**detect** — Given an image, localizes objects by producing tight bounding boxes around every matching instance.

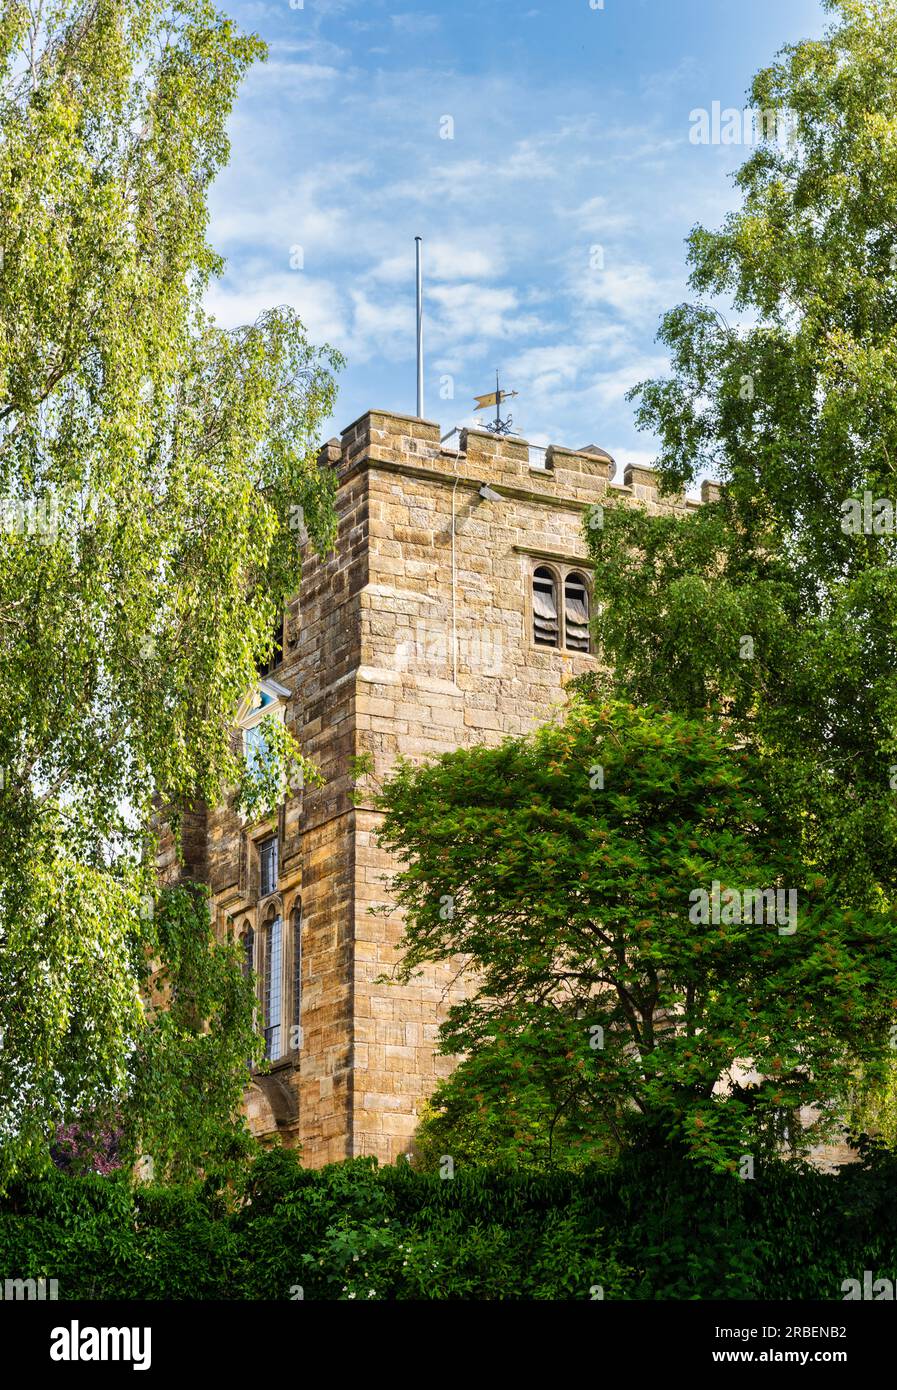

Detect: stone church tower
[157,408,711,1166]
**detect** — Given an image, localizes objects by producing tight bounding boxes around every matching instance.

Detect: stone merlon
[329,408,709,512]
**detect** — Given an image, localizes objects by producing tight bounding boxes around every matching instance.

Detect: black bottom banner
[1,1298,890,1376]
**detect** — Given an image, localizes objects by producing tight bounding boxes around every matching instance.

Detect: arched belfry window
[564,572,590,653]
[264,910,283,1061]
[532,566,559,647]
[530,561,592,653]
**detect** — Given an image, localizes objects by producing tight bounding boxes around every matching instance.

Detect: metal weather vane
[474,370,519,435]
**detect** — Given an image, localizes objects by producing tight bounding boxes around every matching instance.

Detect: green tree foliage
[121,882,262,1184]
[0,0,342,1184]
[412,1022,621,1176]
[373,700,897,1169]
[49,883,260,1183]
[588,0,897,890]
[584,0,897,1136]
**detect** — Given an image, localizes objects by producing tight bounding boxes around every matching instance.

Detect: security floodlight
[478,483,502,503]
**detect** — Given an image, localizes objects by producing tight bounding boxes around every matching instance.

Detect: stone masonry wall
[336,410,702,1163]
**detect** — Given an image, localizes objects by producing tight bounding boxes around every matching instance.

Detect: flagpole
[415,237,424,419]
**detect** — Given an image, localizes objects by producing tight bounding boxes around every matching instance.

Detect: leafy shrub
[1,1142,896,1300]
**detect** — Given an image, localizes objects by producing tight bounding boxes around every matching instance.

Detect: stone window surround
[524,554,594,655]
[233,886,302,1075]
[258,833,279,899]
[238,678,290,781]
[262,901,284,1061]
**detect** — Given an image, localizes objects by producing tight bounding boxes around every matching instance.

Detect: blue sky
[208,0,828,466]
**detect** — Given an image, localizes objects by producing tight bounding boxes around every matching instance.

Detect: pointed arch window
[241,925,257,1070]
[264,911,283,1061]
[242,926,255,980]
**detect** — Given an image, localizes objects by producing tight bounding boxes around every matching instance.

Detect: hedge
[1,1142,896,1299]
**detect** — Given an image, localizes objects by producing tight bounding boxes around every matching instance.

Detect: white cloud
[390,12,441,35]
[573,259,677,322]
[366,242,503,285]
[345,289,414,363]
[505,345,591,394]
[210,163,368,256]
[567,195,634,236]
[638,57,703,102]
[205,274,348,346]
[266,37,350,64]
[427,282,552,346]
[607,447,660,469]
[245,61,343,93]
[428,243,501,280]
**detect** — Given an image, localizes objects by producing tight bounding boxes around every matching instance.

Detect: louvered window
[564,572,590,652]
[533,566,559,647]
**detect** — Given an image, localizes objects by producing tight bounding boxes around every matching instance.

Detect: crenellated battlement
[329,408,712,517]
